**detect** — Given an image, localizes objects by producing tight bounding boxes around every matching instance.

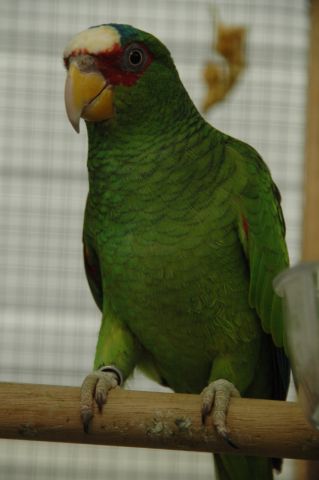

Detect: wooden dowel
[0,382,318,459]
[299,0,319,476]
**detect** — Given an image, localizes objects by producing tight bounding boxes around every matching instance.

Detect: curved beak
[64,61,114,133]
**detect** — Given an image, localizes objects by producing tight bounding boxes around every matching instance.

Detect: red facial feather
[94,43,153,87]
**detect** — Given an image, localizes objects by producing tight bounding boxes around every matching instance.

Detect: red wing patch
[242,215,249,237]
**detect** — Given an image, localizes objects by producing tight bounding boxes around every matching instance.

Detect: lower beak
[64,61,114,133]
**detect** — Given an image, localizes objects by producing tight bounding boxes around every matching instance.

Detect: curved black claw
[220,431,239,449]
[81,409,93,434]
[201,404,211,425]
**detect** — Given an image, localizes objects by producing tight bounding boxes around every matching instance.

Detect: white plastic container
[273,262,319,429]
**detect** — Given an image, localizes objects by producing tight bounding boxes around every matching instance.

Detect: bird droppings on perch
[175,417,193,433]
[146,412,193,440]
[202,14,247,112]
[147,417,173,438]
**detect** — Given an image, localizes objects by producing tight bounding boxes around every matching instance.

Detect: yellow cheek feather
[65,61,114,132]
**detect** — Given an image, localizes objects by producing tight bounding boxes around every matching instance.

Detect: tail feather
[214,454,273,480]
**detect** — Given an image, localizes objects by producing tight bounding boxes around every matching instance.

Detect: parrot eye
[129,49,143,66]
[123,44,148,72]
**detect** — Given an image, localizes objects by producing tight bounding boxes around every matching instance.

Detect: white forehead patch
[63,25,121,58]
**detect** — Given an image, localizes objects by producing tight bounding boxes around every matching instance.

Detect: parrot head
[63,24,180,133]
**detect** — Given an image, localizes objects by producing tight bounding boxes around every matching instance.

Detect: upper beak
[64,60,114,133]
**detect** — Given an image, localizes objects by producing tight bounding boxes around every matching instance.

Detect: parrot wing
[227,138,290,401]
[83,241,103,312]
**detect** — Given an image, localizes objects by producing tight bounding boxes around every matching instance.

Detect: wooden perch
[0,382,318,460]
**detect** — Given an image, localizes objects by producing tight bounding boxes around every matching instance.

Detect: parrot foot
[201,378,240,449]
[80,366,122,433]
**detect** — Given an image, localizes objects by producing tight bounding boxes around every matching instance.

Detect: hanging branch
[202,10,247,113]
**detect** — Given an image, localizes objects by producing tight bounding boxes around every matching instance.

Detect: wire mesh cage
[0,0,309,478]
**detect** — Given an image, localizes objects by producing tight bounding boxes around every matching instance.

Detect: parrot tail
[213,453,274,480]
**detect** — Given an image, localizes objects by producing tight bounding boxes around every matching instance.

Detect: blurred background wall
[0,0,309,478]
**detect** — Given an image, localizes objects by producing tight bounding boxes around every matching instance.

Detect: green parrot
[63,24,290,480]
